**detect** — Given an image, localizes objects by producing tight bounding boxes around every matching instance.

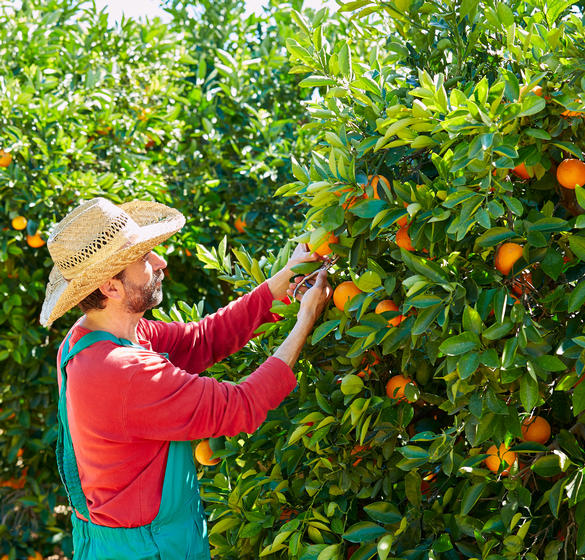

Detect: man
[40,198,332,559]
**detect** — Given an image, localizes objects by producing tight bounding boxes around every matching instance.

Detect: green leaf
[400,249,450,283]
[569,280,585,312]
[518,95,546,117]
[476,227,516,247]
[532,455,562,477]
[355,270,382,291]
[439,332,480,355]
[338,42,352,78]
[458,352,480,379]
[363,502,402,524]
[569,234,585,261]
[299,76,337,87]
[341,374,364,395]
[573,382,585,415]
[535,355,566,372]
[482,318,514,341]
[412,304,442,336]
[342,521,386,543]
[520,374,539,412]
[312,320,340,344]
[463,305,483,335]
[461,482,487,515]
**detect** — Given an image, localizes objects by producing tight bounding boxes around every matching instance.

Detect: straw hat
[40,197,185,327]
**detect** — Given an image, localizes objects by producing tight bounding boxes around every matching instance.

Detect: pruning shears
[292,256,339,300]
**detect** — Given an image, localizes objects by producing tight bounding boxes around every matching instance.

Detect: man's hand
[267,243,323,300]
[273,269,332,368]
[298,269,333,323]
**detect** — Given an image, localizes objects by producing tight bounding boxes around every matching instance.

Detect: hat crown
[48,198,140,280]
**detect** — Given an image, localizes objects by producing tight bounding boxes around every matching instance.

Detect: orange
[396,226,414,251]
[195,440,220,466]
[375,300,404,327]
[385,374,415,402]
[512,270,533,295]
[512,163,531,180]
[309,232,338,256]
[557,158,585,189]
[27,554,42,560]
[520,85,543,97]
[0,149,12,167]
[366,174,390,199]
[26,233,45,248]
[521,416,551,445]
[397,201,409,227]
[279,507,299,522]
[357,351,380,378]
[494,242,523,275]
[234,217,246,233]
[11,216,27,230]
[485,443,516,476]
[333,281,362,311]
[335,187,364,209]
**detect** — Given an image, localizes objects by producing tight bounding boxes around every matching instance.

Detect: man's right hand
[298,269,332,324]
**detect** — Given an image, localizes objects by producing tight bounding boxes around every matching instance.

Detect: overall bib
[57,330,211,559]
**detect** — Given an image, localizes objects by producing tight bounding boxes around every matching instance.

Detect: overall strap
[56,330,142,520]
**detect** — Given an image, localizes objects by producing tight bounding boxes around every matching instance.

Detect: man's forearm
[273,315,315,368]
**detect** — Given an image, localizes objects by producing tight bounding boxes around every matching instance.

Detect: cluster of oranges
[485,416,551,476]
[10,215,45,247]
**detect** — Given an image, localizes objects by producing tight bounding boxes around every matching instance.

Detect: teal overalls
[57,330,211,559]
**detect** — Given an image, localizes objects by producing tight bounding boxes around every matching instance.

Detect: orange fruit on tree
[366,174,390,199]
[494,242,523,275]
[557,158,585,189]
[0,149,12,167]
[397,201,409,227]
[375,299,404,327]
[512,270,533,295]
[194,440,220,466]
[333,281,362,311]
[27,553,42,560]
[512,163,531,180]
[521,416,551,445]
[396,226,414,251]
[485,443,516,476]
[27,233,45,248]
[308,232,338,256]
[520,85,543,97]
[11,216,27,230]
[335,187,364,209]
[385,374,415,402]
[357,351,380,378]
[234,217,246,233]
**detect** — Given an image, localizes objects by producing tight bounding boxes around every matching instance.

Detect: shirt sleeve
[111,346,297,440]
[139,281,283,373]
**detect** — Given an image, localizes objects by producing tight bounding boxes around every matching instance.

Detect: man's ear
[98,277,124,301]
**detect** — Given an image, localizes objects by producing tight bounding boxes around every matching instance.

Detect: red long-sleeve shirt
[56,282,296,528]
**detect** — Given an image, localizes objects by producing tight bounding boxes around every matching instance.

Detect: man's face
[120,251,167,314]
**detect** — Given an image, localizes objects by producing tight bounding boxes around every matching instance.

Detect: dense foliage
[191,1,585,559]
[0,0,311,556]
[5,0,585,558]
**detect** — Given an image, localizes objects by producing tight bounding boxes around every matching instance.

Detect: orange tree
[183,1,585,559]
[0,0,314,557]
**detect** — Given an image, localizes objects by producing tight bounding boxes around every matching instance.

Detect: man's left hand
[267,243,323,300]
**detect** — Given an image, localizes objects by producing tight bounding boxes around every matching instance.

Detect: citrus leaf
[439,332,480,355]
[342,521,386,543]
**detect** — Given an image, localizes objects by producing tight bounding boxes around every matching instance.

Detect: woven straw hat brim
[40,201,185,327]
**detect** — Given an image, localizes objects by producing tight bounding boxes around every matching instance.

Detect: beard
[122,271,164,314]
